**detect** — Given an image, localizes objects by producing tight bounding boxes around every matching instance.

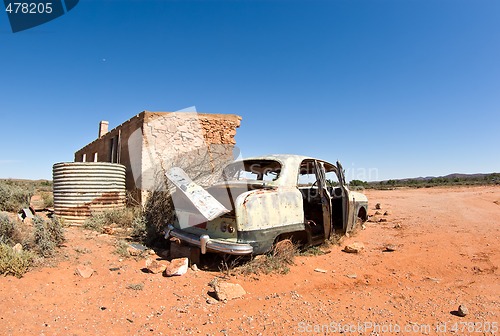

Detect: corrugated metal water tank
[53,162,126,224]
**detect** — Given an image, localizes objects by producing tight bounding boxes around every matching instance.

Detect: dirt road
[1,186,498,335]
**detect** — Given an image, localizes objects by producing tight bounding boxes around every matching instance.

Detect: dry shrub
[83,207,140,233]
[0,243,35,278]
[238,239,297,275]
[0,181,32,212]
[143,190,174,245]
[32,216,65,257]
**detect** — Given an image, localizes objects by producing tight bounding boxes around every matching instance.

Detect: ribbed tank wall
[53,162,126,224]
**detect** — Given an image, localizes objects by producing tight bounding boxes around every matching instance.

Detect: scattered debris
[127,246,142,256]
[384,244,397,252]
[102,226,115,235]
[213,282,246,301]
[457,304,469,317]
[75,264,94,278]
[423,276,440,283]
[314,268,327,273]
[343,242,365,253]
[127,283,144,291]
[206,296,218,305]
[164,258,189,277]
[375,203,381,210]
[145,258,168,274]
[379,218,387,223]
[18,207,35,221]
[346,274,357,279]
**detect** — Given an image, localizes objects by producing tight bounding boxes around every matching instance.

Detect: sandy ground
[0,185,499,335]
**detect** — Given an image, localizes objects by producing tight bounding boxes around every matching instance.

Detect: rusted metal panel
[53,162,126,225]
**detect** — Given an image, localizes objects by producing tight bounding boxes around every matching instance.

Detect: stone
[379,218,388,223]
[214,282,246,301]
[383,211,390,216]
[457,304,469,317]
[314,268,327,273]
[346,274,357,279]
[191,264,199,272]
[75,264,94,278]
[343,242,365,253]
[164,258,189,277]
[170,243,200,265]
[384,244,397,252]
[145,258,168,274]
[374,211,381,215]
[127,246,142,256]
[206,296,219,305]
[394,223,402,229]
[12,243,23,253]
[375,203,381,210]
[102,226,115,235]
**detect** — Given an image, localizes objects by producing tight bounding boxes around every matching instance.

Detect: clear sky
[0,0,498,181]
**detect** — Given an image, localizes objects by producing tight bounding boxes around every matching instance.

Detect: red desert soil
[1,186,499,335]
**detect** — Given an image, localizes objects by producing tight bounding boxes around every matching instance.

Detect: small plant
[299,245,326,256]
[126,283,144,291]
[114,240,130,258]
[0,214,16,244]
[238,239,296,275]
[0,181,33,212]
[32,216,65,257]
[41,192,54,208]
[83,208,140,233]
[0,243,35,278]
[131,214,147,240]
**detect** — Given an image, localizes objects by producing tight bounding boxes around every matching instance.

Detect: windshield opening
[221,160,282,182]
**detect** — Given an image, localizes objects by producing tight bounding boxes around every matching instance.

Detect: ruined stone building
[74,111,242,204]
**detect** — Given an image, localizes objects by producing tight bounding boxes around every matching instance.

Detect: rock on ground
[214,282,246,301]
[457,304,469,317]
[343,242,365,253]
[164,258,189,277]
[145,258,169,274]
[75,264,94,279]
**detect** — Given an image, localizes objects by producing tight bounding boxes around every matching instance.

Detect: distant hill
[349,172,500,189]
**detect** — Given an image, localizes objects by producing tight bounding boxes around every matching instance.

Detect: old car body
[164,155,368,255]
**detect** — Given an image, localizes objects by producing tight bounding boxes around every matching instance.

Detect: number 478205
[5,2,53,14]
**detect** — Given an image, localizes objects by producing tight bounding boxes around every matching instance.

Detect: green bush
[83,208,140,233]
[0,181,33,212]
[0,214,16,244]
[0,243,35,278]
[32,216,65,257]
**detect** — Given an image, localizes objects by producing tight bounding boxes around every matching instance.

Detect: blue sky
[0,0,498,181]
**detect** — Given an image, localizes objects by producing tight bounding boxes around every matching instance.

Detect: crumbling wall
[140,112,241,192]
[74,111,241,206]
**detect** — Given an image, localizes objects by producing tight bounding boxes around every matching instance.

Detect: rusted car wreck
[165,155,368,255]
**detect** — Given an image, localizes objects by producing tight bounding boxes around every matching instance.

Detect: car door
[336,161,355,232]
[314,160,333,239]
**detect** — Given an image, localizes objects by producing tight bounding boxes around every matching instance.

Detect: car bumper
[165,225,254,255]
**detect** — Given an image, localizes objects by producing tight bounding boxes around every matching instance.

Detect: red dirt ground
[1,186,499,335]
